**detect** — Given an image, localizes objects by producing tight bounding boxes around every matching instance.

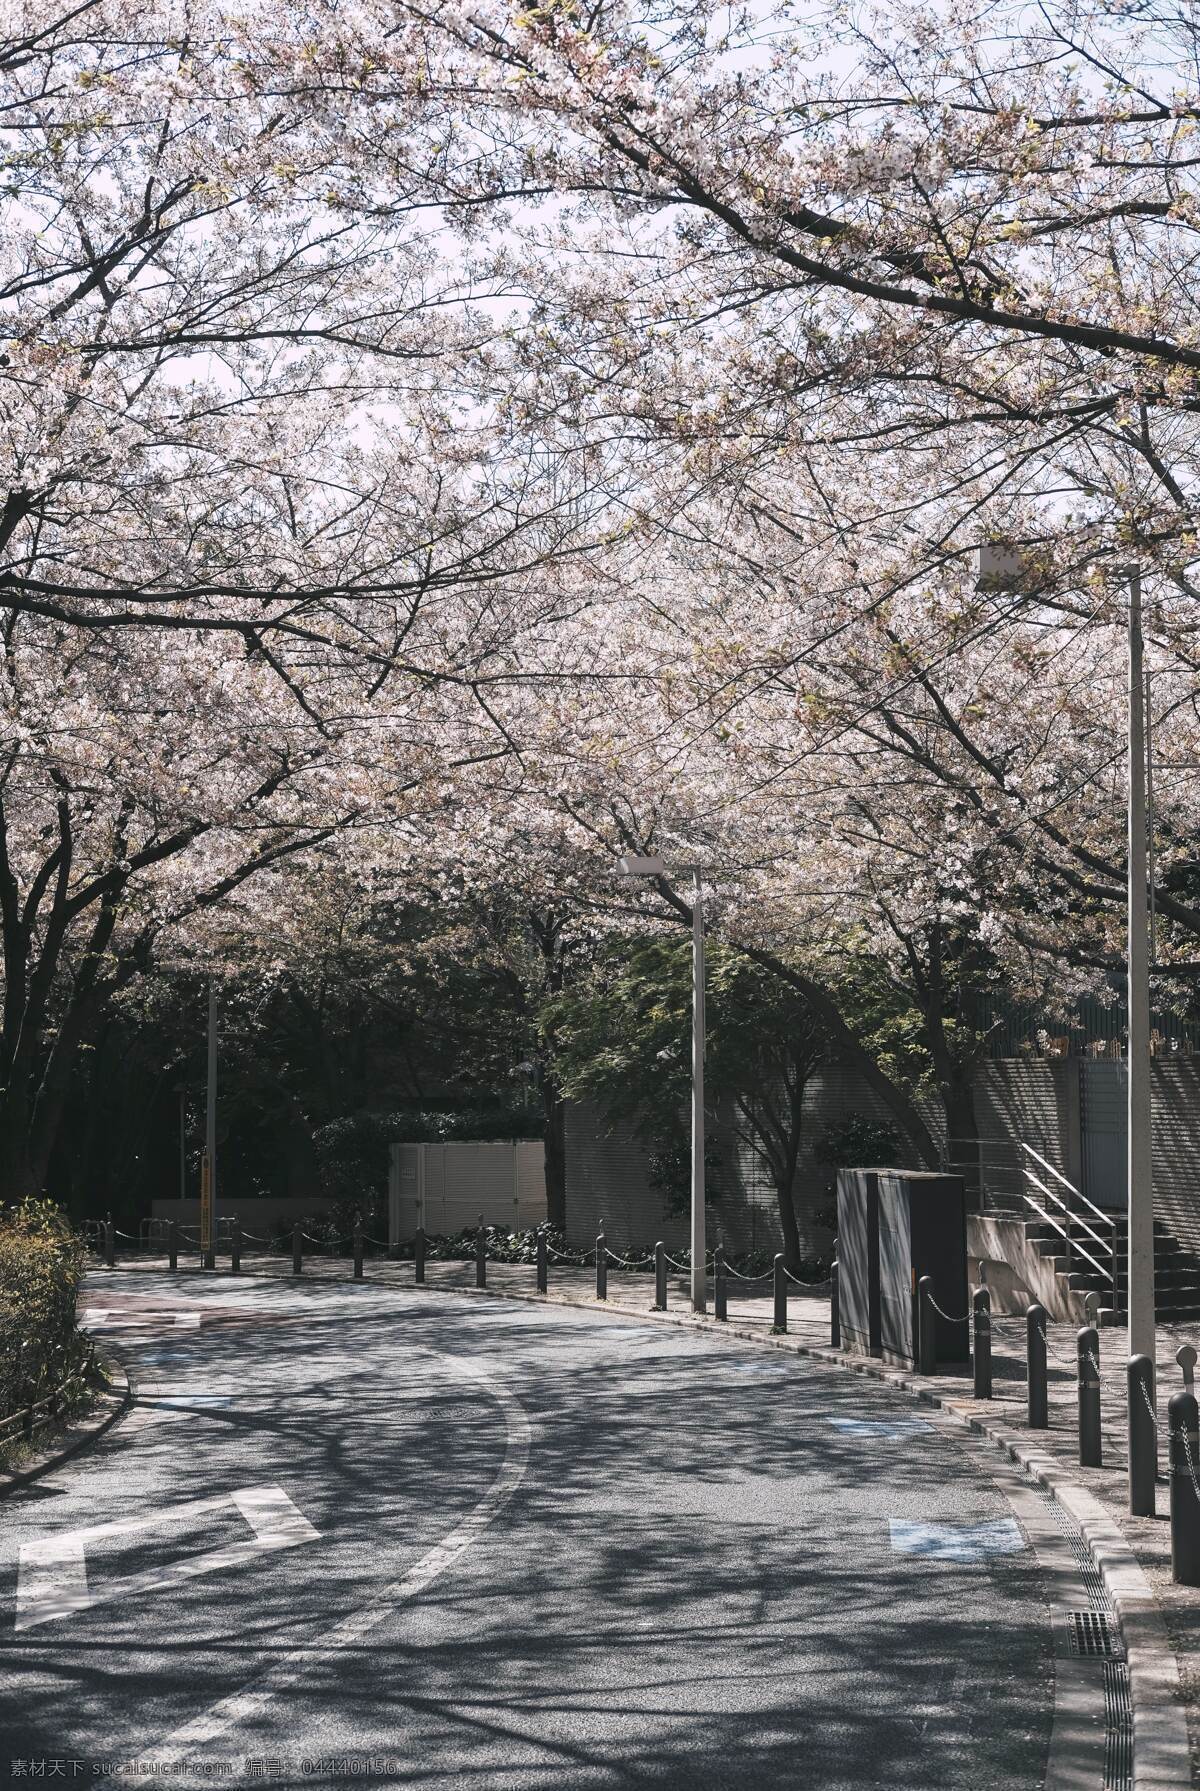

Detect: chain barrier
[783,1266,833,1289]
[1138,1377,1162,1433]
[1178,1420,1200,1508]
[925,1291,970,1325]
[1085,1349,1108,1390]
[605,1249,656,1268]
[723,1264,774,1283]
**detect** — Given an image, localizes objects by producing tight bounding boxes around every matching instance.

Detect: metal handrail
[1023,1167,1115,1268]
[1019,1141,1116,1233]
[1023,1193,1113,1284]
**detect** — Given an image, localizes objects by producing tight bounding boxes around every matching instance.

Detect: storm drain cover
[1066,1610,1124,1658]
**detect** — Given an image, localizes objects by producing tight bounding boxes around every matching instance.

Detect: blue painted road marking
[827,1417,933,1438]
[888,1519,1026,1562]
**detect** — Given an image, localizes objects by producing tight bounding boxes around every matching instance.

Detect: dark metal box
[875,1170,969,1371]
[836,1167,882,1357]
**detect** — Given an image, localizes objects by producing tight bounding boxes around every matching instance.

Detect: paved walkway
[105,1249,1200,1783]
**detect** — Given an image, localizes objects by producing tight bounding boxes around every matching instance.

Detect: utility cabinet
[836,1168,882,1357]
[876,1170,969,1371]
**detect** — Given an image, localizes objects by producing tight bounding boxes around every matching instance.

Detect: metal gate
[1081,1062,1127,1211]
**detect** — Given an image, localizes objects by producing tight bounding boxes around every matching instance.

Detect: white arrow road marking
[144,1358,531,1777]
[80,1311,201,1330]
[15,1487,318,1632]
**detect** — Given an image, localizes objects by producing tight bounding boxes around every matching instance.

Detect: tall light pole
[1127,568,1156,1366]
[978,546,1156,1373]
[617,854,707,1313]
[204,979,217,1271]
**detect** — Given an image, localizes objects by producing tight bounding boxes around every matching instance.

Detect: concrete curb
[102,1261,1193,1789]
[0,1354,131,1502]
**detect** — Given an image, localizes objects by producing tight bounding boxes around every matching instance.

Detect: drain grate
[1067,1609,1125,1658]
[1103,1661,1134,1791]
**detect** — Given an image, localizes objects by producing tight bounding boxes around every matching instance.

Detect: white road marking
[145,1358,531,1775]
[15,1487,318,1632]
[80,1311,200,1330]
[15,1535,90,1630]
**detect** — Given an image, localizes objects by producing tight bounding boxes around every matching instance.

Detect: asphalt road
[0,1272,1059,1791]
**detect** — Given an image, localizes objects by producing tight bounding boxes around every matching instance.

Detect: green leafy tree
[544,936,828,1267]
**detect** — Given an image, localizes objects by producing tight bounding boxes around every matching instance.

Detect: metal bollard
[973,1286,992,1399]
[654,1241,666,1312]
[596,1233,607,1300]
[1169,1390,1200,1585]
[104,1214,115,1269]
[714,1244,727,1322]
[1128,1354,1157,1517]
[536,1226,547,1294]
[773,1255,787,1333]
[292,1223,302,1277]
[830,1252,840,1348]
[169,1220,178,1274]
[476,1219,486,1289]
[918,1276,937,1375]
[1077,1325,1102,1466]
[414,1226,426,1285]
[353,1218,363,1281]
[231,1220,241,1276]
[1027,1304,1049,1429]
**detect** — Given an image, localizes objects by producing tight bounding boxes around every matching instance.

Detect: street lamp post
[1126,569,1155,1365]
[617,854,707,1314]
[978,546,1156,1372]
[203,980,217,1271]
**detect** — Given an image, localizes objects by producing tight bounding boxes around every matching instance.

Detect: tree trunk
[942,1072,982,1211]
[773,1170,803,1271]
[541,1069,567,1231]
[0,1083,35,1202]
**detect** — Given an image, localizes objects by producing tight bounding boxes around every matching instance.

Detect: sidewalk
[99,1249,1200,1784]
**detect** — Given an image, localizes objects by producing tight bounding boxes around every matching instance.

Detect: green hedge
[0,1198,87,1423]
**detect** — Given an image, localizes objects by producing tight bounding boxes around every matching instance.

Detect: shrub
[0,1198,87,1422]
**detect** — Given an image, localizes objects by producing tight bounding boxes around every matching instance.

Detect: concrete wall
[566,1057,1200,1259]
[388,1139,545,1242]
[151,1196,330,1233]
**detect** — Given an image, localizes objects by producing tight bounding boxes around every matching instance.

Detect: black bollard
[773,1255,787,1333]
[1128,1354,1157,1517]
[596,1233,607,1301]
[1169,1390,1200,1585]
[536,1226,547,1294]
[292,1222,303,1277]
[918,1276,937,1375]
[104,1214,115,1269]
[476,1219,486,1289]
[1077,1325,1102,1466]
[654,1241,666,1312]
[353,1217,363,1281]
[1027,1304,1049,1429]
[168,1220,179,1274]
[231,1220,241,1276]
[830,1253,840,1349]
[973,1286,992,1399]
[714,1244,727,1322]
[414,1225,426,1285]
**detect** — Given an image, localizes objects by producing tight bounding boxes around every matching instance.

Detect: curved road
[0,1273,1069,1789]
